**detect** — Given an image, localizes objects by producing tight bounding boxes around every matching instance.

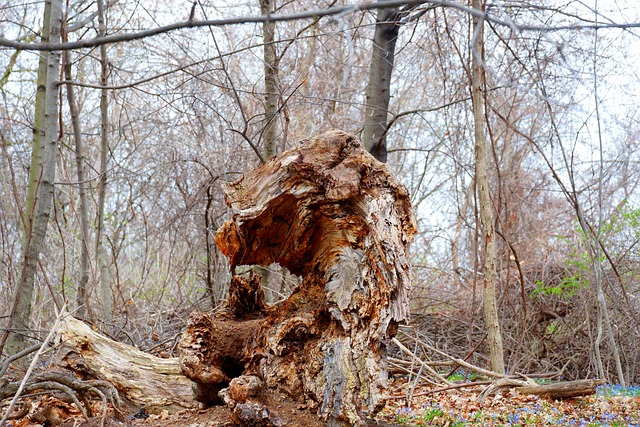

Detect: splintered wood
[57,315,196,413]
[181,130,417,426]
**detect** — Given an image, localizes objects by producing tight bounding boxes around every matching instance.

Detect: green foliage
[447,370,478,382]
[533,202,640,299]
[420,407,444,422]
[531,275,586,298]
[585,201,640,259]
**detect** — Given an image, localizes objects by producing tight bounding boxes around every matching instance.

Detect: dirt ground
[3,389,326,427]
[3,391,405,427]
[128,390,326,427]
[9,378,639,427]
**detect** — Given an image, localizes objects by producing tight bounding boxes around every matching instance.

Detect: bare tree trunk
[471,0,505,374]
[204,183,216,307]
[260,0,278,159]
[62,49,90,321]
[181,131,417,426]
[590,8,626,387]
[95,0,113,325]
[258,0,280,299]
[2,0,63,357]
[361,7,400,163]
[0,2,50,357]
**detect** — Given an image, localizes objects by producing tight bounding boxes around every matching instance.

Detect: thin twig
[391,338,452,385]
[0,344,41,378]
[387,380,492,399]
[0,305,67,427]
[398,329,504,379]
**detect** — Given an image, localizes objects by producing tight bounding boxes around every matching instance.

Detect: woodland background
[1,0,639,389]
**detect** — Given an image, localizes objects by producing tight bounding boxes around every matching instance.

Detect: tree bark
[362,8,400,163]
[478,378,603,403]
[63,48,90,321]
[95,0,113,325]
[181,130,417,426]
[2,0,62,357]
[260,0,279,160]
[516,379,604,399]
[471,0,505,374]
[0,2,50,357]
[56,315,196,413]
[258,0,280,299]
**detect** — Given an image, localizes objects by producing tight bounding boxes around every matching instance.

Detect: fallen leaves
[378,377,640,426]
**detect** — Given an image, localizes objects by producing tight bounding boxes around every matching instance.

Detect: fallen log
[478,377,604,403]
[515,379,605,399]
[180,130,417,426]
[56,315,196,413]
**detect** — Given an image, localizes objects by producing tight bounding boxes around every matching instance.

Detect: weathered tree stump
[179,130,417,426]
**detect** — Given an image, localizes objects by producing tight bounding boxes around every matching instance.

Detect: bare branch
[1,0,638,51]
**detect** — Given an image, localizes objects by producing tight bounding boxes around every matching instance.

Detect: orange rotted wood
[189,130,417,426]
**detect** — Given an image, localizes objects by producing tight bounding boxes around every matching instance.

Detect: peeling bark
[181,130,417,426]
[57,316,196,413]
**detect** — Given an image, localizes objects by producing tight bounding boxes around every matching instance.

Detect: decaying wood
[180,130,417,426]
[515,379,605,399]
[179,304,262,405]
[218,375,286,426]
[0,371,120,419]
[56,315,196,413]
[477,378,536,404]
[478,377,604,403]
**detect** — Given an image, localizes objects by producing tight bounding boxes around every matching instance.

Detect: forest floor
[3,377,639,427]
[377,377,640,426]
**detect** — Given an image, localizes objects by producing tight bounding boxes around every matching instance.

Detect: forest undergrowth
[379,379,640,427]
[2,372,638,427]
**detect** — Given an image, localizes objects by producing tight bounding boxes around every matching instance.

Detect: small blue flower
[507,413,521,424]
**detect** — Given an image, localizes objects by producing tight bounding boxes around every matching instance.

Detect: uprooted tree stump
[179,130,417,426]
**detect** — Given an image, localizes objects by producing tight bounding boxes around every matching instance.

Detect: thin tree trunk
[1,4,52,357]
[362,7,400,163]
[0,24,48,356]
[62,49,90,321]
[260,0,278,159]
[2,0,63,357]
[471,0,505,374]
[95,0,113,324]
[590,6,626,387]
[204,183,216,307]
[259,0,279,299]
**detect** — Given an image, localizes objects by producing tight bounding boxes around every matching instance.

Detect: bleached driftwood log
[57,315,196,413]
[180,130,417,426]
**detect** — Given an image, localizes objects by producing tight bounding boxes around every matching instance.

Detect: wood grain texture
[185,130,417,426]
[57,315,196,413]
